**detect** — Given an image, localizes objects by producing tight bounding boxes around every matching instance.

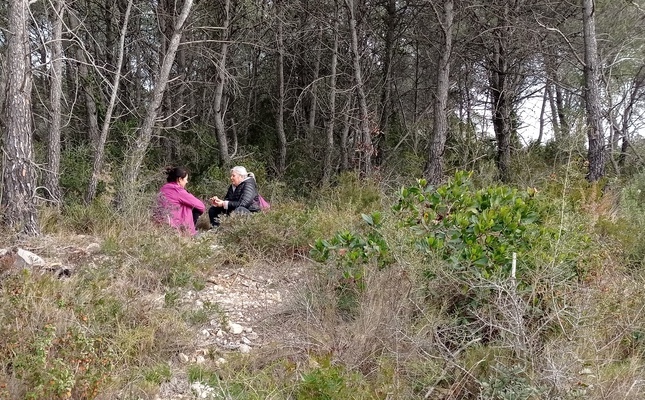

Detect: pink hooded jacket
[155,182,205,235]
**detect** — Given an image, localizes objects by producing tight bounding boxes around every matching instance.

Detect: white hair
[231,166,248,178]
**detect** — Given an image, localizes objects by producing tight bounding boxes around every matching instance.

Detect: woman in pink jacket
[154,166,205,235]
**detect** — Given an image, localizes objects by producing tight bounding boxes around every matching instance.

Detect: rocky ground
[2,234,314,399]
[159,255,312,399]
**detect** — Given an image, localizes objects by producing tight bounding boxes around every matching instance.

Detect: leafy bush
[393,170,556,283]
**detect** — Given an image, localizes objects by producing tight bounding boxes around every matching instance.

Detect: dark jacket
[224,177,260,212]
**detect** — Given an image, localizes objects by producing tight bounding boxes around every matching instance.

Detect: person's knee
[233,207,251,215]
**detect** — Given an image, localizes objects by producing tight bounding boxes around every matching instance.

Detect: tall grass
[4,167,645,399]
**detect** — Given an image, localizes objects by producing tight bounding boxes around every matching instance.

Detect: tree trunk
[425,0,453,185]
[214,0,231,166]
[308,27,322,139]
[536,85,547,146]
[345,0,372,176]
[376,0,397,166]
[322,2,340,185]
[275,0,287,177]
[582,0,605,182]
[2,0,39,235]
[45,0,65,204]
[86,0,133,203]
[489,12,513,183]
[118,0,194,207]
[68,10,101,148]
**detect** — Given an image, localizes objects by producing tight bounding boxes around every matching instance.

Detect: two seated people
[154,165,262,236]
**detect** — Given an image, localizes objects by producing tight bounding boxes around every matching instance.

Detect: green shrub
[393,170,557,283]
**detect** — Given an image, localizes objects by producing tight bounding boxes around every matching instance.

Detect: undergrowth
[2,168,645,399]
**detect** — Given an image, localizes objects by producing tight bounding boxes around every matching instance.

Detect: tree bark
[275,0,287,177]
[118,0,194,207]
[489,6,514,183]
[425,0,453,185]
[45,0,65,204]
[345,0,372,176]
[68,10,101,148]
[376,0,397,166]
[322,2,340,185]
[2,0,39,235]
[582,0,605,182]
[86,0,133,203]
[213,0,231,166]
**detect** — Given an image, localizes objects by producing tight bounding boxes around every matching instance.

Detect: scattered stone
[190,382,215,399]
[179,353,190,363]
[195,355,206,364]
[228,323,244,335]
[0,247,46,269]
[238,344,251,354]
[86,243,101,254]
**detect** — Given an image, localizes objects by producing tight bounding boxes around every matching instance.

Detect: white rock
[196,355,206,364]
[195,300,204,308]
[247,332,259,341]
[242,337,252,345]
[228,323,244,335]
[244,327,253,333]
[0,248,46,268]
[86,243,101,254]
[216,329,224,337]
[216,357,227,366]
[201,329,210,337]
[238,344,251,353]
[179,353,190,363]
[190,382,215,399]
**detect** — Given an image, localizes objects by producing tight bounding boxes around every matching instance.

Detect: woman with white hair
[208,166,260,228]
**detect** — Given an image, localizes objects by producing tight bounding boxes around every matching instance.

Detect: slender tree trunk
[537,85,547,145]
[340,99,352,172]
[275,0,287,176]
[425,0,453,185]
[118,0,194,207]
[345,0,372,176]
[322,3,340,185]
[45,0,65,204]
[86,0,132,203]
[489,20,513,183]
[214,0,231,166]
[2,0,39,235]
[376,0,397,166]
[308,27,322,138]
[68,11,101,147]
[545,81,560,141]
[582,0,605,182]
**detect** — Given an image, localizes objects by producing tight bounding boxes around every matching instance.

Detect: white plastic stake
[511,252,517,279]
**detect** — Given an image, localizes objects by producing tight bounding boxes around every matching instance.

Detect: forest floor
[4,232,314,399]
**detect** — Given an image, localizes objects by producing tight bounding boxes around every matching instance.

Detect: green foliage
[479,365,546,399]
[59,145,94,202]
[296,356,367,400]
[310,211,392,316]
[393,171,554,282]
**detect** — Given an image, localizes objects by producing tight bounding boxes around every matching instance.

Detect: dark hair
[165,166,188,183]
